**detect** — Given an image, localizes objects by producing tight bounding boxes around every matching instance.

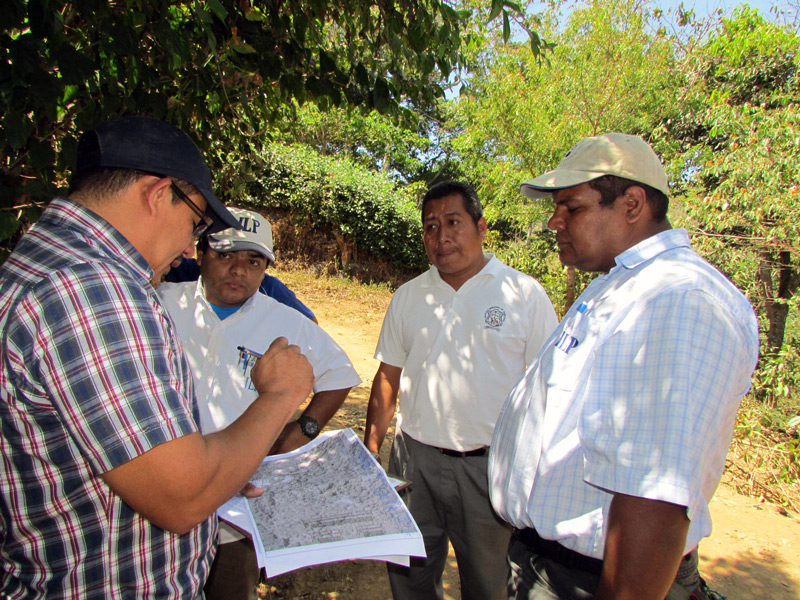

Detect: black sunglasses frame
[169,183,213,239]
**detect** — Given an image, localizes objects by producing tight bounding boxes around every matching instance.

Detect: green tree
[269,102,435,184]
[3,0,531,257]
[448,0,678,310]
[660,7,800,403]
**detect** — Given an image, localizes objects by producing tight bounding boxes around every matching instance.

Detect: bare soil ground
[263,268,800,600]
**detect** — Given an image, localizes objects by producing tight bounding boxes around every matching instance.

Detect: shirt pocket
[542,310,607,392]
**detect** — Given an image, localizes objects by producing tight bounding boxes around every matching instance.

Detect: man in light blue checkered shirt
[489,133,759,600]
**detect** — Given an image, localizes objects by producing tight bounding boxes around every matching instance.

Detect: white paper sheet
[218,428,425,577]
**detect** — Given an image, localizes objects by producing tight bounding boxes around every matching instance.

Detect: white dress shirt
[158,280,361,433]
[489,229,759,559]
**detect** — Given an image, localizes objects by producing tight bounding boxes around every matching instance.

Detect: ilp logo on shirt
[554,302,588,354]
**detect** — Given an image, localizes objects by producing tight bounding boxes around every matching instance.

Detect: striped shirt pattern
[0,199,215,599]
[489,228,759,559]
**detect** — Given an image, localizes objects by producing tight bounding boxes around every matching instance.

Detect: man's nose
[229,258,247,275]
[548,210,564,232]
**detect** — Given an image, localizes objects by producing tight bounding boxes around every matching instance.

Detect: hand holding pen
[240,337,313,402]
[237,345,263,359]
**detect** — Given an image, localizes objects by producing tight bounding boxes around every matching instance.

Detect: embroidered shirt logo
[484,306,506,328]
[554,331,580,354]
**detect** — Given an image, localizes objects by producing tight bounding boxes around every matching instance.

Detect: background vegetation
[2,0,799,508]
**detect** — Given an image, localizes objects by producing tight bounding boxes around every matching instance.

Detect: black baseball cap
[74,116,239,234]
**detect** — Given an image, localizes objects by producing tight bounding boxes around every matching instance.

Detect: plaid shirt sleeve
[6,261,199,473]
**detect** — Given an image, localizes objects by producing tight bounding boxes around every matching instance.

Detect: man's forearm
[101,388,302,534]
[102,337,313,534]
[364,363,401,454]
[595,492,690,600]
[302,388,350,427]
[269,387,352,454]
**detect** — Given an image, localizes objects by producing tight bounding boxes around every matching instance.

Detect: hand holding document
[218,428,425,577]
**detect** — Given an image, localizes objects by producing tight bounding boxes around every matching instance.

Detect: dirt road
[265,270,800,600]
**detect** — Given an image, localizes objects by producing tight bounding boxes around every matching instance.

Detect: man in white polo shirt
[364,181,558,600]
[158,207,361,600]
[489,133,759,599]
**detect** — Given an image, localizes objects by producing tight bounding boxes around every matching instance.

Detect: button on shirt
[0,199,213,599]
[489,229,759,559]
[157,280,361,434]
[376,253,558,451]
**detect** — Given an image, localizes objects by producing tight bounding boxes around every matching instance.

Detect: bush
[728,394,800,512]
[236,143,428,279]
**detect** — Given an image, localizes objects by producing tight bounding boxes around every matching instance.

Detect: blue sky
[655,0,790,21]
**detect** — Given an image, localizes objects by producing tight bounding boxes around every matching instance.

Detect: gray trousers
[388,431,512,600]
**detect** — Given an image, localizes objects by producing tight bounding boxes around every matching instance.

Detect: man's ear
[195,248,205,266]
[623,186,647,224]
[477,216,488,241]
[141,176,172,217]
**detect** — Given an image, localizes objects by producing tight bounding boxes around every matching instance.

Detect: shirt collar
[42,197,154,282]
[613,228,691,272]
[423,252,498,289]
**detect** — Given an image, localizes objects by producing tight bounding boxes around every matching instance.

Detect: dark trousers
[387,431,511,600]
[507,533,701,600]
[203,538,261,600]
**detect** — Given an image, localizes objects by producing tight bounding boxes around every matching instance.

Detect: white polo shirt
[489,229,759,559]
[158,280,361,433]
[375,253,557,451]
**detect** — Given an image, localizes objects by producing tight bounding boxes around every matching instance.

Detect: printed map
[239,429,424,575]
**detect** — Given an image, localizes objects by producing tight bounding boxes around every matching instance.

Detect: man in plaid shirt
[0,116,313,599]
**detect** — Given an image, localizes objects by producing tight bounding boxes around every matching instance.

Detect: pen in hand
[237,345,263,359]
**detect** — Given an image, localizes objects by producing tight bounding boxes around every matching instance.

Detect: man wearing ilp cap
[158,206,360,599]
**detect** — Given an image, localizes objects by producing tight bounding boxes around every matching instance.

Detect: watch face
[299,416,320,438]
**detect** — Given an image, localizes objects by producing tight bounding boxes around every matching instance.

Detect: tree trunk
[758,248,800,357]
[564,266,576,313]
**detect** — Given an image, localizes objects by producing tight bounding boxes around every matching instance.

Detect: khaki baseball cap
[207,207,275,264]
[521,133,669,199]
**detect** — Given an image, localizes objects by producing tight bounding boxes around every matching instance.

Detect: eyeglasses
[170,183,213,238]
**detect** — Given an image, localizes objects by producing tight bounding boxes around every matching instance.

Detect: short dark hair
[68,167,145,197]
[587,175,669,222]
[196,235,210,253]
[421,181,483,226]
[69,167,198,206]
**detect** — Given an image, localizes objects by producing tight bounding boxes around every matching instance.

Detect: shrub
[236,143,428,278]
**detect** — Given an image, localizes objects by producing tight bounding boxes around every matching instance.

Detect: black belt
[513,527,603,576]
[437,446,488,457]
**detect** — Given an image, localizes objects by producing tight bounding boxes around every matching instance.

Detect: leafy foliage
[449,0,678,307]
[663,8,800,375]
[268,102,436,184]
[0,0,493,257]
